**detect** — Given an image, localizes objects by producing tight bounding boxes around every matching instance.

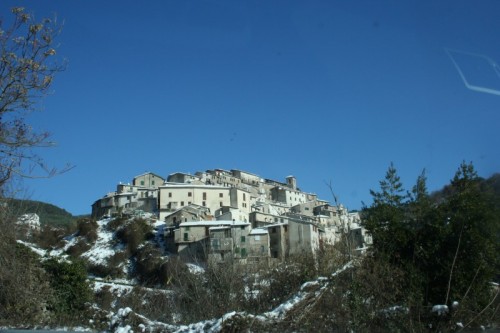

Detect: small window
[241,248,247,257]
[203,192,207,200]
[185,226,190,231]
[152,180,155,185]
[243,193,246,201]
[219,193,223,198]
[202,201,206,206]
[188,192,192,197]
[241,236,246,243]
[184,233,188,241]
[168,192,172,198]
[181,201,184,206]
[140,180,144,185]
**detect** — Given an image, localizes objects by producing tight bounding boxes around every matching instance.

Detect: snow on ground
[186,263,205,274]
[81,218,118,265]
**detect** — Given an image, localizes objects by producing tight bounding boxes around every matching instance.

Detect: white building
[158,184,231,221]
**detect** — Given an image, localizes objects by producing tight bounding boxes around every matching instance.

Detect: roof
[133,172,165,180]
[250,228,268,235]
[180,220,250,227]
[209,226,231,231]
[160,183,229,189]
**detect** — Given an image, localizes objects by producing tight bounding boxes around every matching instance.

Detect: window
[140,180,144,185]
[243,193,246,200]
[241,236,246,243]
[219,193,223,198]
[152,180,155,185]
[203,192,207,200]
[181,201,184,206]
[240,226,245,230]
[188,192,192,197]
[241,248,247,257]
[220,202,223,207]
[185,226,190,231]
[184,233,188,241]
[202,201,206,206]
[168,192,172,198]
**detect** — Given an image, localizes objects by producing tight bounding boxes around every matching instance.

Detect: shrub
[134,244,165,285]
[35,225,67,249]
[116,218,153,255]
[76,218,98,243]
[87,251,128,279]
[0,242,55,326]
[42,257,94,316]
[106,216,128,231]
[66,238,91,257]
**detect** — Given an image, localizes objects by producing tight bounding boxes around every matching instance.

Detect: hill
[3,198,85,227]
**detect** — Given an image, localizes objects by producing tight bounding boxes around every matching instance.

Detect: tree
[0,7,67,189]
[362,161,500,329]
[363,163,410,259]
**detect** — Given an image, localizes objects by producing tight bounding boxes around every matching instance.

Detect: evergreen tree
[363,163,410,261]
[362,161,500,327]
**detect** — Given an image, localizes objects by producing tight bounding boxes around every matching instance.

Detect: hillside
[16,215,359,332]
[3,198,85,227]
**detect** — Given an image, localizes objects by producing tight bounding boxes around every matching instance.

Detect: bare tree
[0,7,69,189]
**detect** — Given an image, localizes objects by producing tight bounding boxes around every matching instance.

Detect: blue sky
[4,0,500,215]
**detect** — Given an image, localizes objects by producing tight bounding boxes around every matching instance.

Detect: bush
[116,218,153,255]
[66,238,91,257]
[134,244,165,285]
[42,257,94,316]
[106,216,128,231]
[35,225,67,249]
[76,218,98,243]
[0,242,55,326]
[87,251,128,279]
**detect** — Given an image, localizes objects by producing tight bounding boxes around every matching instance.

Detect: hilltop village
[92,169,371,263]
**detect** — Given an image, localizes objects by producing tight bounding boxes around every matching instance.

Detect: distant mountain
[430,172,500,206]
[3,198,86,227]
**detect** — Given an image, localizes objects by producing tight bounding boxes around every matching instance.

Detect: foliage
[361,161,500,330]
[76,217,98,242]
[3,198,79,228]
[133,244,167,285]
[0,242,55,326]
[115,218,154,255]
[0,7,68,187]
[42,257,93,316]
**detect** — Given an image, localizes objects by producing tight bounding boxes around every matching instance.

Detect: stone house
[174,220,250,261]
[164,203,213,227]
[158,184,230,221]
[247,228,270,261]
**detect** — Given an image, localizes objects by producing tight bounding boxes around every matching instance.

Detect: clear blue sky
[4,0,500,215]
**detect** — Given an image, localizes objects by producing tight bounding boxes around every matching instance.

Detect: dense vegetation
[359,162,500,331]
[2,198,83,228]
